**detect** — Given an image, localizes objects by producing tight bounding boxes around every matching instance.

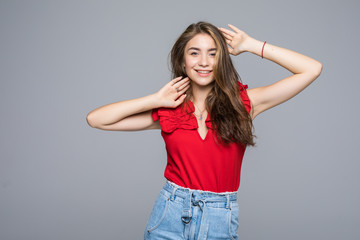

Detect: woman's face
[183,33,217,88]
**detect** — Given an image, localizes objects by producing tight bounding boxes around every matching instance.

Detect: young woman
[86,22,322,240]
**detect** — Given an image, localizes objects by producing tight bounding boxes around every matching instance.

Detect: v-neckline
[195,114,209,141]
[188,100,210,141]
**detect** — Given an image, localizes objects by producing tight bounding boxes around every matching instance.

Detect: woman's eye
[210,53,216,57]
[190,52,198,55]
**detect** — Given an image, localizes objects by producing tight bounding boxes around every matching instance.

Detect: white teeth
[197,70,210,73]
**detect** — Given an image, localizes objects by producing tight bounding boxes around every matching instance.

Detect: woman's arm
[219,24,323,119]
[86,77,190,131]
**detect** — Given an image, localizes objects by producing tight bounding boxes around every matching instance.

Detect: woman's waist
[163,180,238,202]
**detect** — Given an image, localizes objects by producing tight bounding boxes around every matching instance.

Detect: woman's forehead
[185,33,216,50]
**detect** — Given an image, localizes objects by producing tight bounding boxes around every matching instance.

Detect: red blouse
[152,82,251,193]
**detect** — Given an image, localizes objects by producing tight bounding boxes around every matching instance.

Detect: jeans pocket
[145,192,169,233]
[228,203,240,240]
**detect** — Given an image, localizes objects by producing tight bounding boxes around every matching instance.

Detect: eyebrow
[187,47,217,52]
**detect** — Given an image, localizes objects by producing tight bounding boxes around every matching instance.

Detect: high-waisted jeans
[144,181,239,240]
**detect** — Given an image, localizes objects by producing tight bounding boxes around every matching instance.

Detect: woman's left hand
[218,24,254,56]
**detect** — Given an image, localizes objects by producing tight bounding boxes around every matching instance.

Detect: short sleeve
[237,82,251,113]
[151,108,159,121]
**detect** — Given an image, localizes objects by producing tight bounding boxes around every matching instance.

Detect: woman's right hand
[155,76,190,108]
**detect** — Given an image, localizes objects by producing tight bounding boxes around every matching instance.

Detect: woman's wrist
[148,92,163,109]
[244,37,266,57]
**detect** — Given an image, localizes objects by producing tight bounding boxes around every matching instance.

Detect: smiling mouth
[195,70,212,73]
[194,69,213,78]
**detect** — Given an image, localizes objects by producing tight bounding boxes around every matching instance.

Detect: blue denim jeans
[144,181,239,240]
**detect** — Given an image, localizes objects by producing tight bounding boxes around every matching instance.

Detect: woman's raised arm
[86,77,190,131]
[219,24,323,119]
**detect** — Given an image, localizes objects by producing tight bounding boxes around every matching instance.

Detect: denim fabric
[144,181,239,240]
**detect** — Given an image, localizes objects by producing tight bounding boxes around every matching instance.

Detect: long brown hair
[170,22,255,146]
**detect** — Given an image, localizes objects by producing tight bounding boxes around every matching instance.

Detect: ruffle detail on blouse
[153,103,198,133]
[237,81,251,113]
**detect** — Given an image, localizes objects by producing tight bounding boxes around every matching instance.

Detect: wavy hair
[170,22,255,146]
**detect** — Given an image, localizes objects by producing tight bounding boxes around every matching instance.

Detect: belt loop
[226,194,230,209]
[181,190,193,224]
[171,186,178,201]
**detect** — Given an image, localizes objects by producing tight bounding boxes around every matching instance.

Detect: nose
[198,53,209,67]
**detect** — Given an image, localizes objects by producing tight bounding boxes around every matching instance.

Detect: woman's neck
[191,83,212,108]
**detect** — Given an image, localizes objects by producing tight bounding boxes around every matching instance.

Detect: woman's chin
[189,76,214,88]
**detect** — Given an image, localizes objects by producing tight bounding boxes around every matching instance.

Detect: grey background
[1,0,359,239]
